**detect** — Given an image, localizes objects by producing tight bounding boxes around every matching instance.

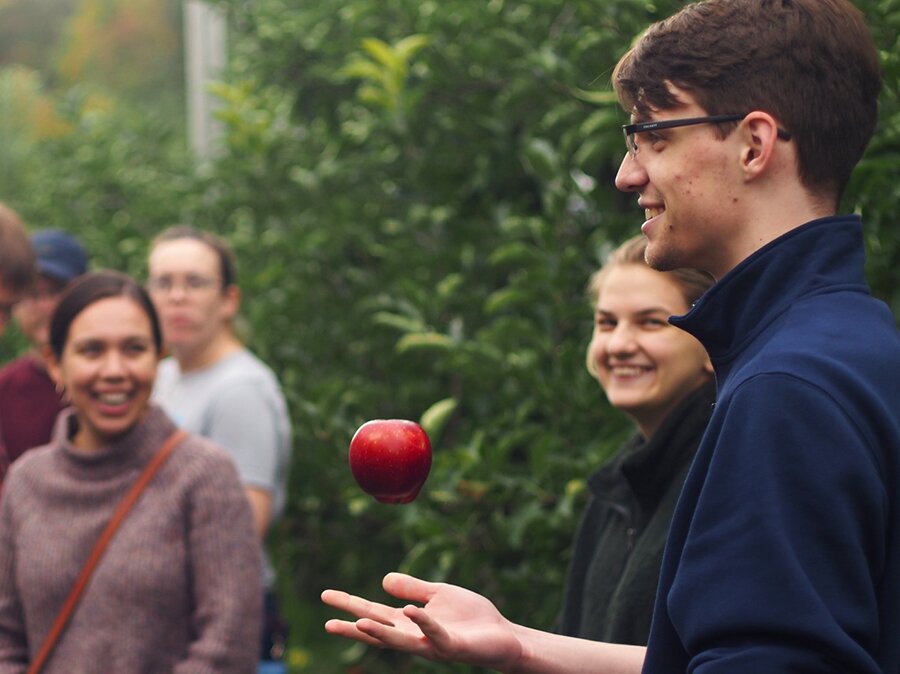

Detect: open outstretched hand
[322,572,524,671]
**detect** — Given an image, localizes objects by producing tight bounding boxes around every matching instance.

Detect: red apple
[349,419,432,504]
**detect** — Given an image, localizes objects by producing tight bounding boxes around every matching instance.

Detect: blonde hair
[585,235,714,379]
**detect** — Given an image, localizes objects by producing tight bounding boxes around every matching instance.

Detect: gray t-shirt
[153,349,291,584]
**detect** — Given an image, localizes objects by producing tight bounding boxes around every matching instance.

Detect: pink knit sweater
[0,405,262,673]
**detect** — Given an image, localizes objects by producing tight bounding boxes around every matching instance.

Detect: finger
[321,589,399,625]
[402,604,451,648]
[355,617,433,658]
[324,618,388,648]
[321,589,354,610]
[383,572,440,604]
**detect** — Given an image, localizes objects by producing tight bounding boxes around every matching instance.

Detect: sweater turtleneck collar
[589,380,717,513]
[671,215,868,370]
[52,404,178,480]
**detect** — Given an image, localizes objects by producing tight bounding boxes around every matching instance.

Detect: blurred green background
[1,0,897,671]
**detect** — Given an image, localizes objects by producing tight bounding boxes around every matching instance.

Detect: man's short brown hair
[613,0,881,205]
[0,203,36,293]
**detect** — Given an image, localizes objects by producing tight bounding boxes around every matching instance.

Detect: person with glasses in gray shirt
[147,226,291,664]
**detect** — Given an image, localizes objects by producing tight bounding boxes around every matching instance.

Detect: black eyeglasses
[623,114,792,157]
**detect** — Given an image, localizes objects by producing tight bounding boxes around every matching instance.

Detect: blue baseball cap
[30,230,89,283]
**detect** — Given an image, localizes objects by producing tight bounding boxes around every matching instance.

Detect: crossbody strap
[26,429,188,674]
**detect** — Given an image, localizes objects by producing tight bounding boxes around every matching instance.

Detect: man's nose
[614,152,648,193]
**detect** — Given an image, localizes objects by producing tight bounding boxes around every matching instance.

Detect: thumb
[383,572,439,604]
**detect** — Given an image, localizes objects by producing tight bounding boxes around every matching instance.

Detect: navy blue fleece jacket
[643,216,900,673]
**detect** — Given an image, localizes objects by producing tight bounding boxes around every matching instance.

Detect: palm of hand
[323,573,523,671]
[405,582,522,666]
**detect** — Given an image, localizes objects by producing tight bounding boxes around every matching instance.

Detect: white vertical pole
[184,0,227,159]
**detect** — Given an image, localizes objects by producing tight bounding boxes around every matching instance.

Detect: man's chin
[644,244,681,272]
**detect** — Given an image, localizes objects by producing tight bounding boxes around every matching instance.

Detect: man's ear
[739,111,783,181]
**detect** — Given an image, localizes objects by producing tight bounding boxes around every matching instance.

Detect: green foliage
[193,5,669,670]
[340,34,431,124]
[0,1,897,672]
[6,91,193,273]
[0,0,184,115]
[848,0,900,316]
[0,0,80,73]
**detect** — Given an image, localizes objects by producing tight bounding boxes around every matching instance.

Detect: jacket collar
[671,215,868,368]
[589,380,716,512]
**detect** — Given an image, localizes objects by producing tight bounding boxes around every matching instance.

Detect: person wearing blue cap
[0,230,88,472]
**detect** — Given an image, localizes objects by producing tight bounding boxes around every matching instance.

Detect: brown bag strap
[26,429,187,674]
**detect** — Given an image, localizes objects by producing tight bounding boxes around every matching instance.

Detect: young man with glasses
[321,1,900,672]
[147,226,291,664]
[0,230,88,469]
[0,204,35,339]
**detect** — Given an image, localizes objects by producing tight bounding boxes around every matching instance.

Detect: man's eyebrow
[596,306,673,316]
